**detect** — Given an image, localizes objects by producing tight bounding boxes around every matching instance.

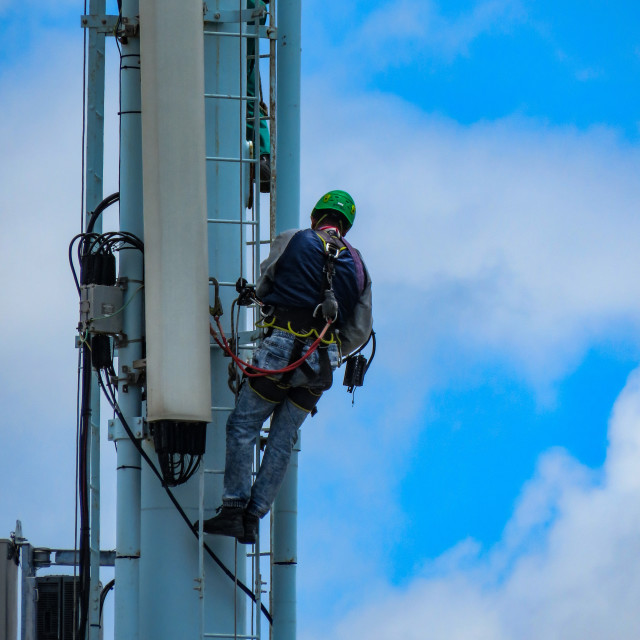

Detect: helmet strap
[312,212,347,235]
[317,223,342,237]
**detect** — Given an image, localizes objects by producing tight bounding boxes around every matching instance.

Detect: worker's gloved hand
[314,290,338,322]
[236,277,258,306]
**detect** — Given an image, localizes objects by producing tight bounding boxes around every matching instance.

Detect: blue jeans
[222,330,338,517]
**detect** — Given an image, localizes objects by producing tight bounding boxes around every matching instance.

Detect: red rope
[210,316,332,378]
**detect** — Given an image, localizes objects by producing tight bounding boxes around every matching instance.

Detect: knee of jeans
[226,416,261,442]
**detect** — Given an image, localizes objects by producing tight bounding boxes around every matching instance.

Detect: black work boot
[200,506,245,538]
[238,511,260,545]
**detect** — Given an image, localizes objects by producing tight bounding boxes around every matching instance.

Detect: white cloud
[295,86,640,633]
[336,0,526,69]
[302,87,640,382]
[302,368,640,640]
[0,1,90,14]
[0,31,120,545]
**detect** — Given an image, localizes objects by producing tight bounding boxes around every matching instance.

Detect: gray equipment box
[79,284,124,335]
[35,576,79,640]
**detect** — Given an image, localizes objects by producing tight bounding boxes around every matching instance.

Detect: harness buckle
[325,242,340,260]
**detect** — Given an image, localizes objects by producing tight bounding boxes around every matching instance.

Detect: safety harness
[247,227,351,414]
[212,227,368,414]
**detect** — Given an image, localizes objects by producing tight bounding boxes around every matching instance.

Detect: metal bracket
[31,548,116,568]
[108,416,147,442]
[80,14,119,34]
[115,362,145,393]
[203,6,267,24]
[80,14,139,39]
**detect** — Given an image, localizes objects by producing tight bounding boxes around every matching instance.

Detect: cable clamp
[108,416,147,442]
[108,362,145,393]
[117,16,140,41]
[116,276,144,290]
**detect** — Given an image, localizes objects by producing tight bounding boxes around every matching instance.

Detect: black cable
[69,235,83,295]
[347,328,374,359]
[73,339,82,640]
[96,372,273,624]
[70,225,142,639]
[365,330,376,373]
[86,192,120,234]
[99,579,115,621]
[76,342,93,640]
[233,298,243,394]
[69,231,143,294]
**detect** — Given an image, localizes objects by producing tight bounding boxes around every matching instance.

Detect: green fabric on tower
[247,0,271,156]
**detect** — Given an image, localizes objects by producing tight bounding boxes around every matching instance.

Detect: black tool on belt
[343,329,376,403]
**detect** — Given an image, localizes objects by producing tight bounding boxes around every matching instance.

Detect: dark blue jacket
[256,228,373,354]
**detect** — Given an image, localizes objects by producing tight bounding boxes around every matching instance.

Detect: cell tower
[3,1,302,639]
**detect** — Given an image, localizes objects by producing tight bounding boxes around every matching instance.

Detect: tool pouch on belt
[249,376,326,414]
[248,338,333,414]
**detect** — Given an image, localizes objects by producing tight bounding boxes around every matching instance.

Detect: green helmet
[311,190,356,231]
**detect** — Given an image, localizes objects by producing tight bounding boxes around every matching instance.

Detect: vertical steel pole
[272,2,302,639]
[85,2,106,638]
[271,436,300,640]
[19,544,35,640]
[114,2,142,639]
[275,0,301,234]
[269,0,277,242]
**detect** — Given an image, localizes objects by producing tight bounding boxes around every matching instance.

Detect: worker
[246,0,271,192]
[201,190,373,544]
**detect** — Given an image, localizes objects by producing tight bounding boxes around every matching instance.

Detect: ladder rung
[208,280,249,287]
[206,156,258,164]
[205,93,260,102]
[210,342,259,352]
[204,29,263,39]
[204,634,260,640]
[202,469,258,478]
[206,218,258,225]
[211,406,235,412]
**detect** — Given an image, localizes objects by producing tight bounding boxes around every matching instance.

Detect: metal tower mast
[114,1,302,639]
[10,2,302,639]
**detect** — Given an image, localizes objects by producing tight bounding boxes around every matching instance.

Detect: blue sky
[3,1,640,639]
